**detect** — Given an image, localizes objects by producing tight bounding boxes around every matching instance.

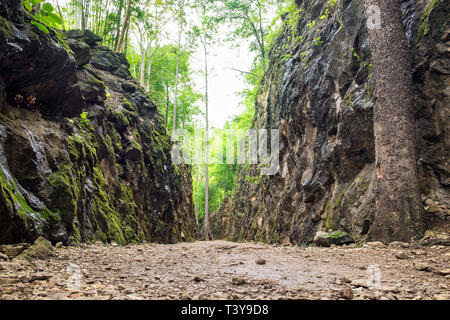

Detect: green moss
[333,185,349,210]
[122,99,135,112]
[328,230,349,239]
[1,167,64,237]
[87,74,105,88]
[343,91,354,105]
[47,162,80,223]
[0,17,15,40]
[326,184,350,230]
[417,0,442,40]
[70,218,82,244]
[66,135,83,160]
[66,128,98,163]
[0,169,36,227]
[106,122,123,153]
[55,31,73,55]
[111,109,130,129]
[39,207,61,223]
[92,167,126,245]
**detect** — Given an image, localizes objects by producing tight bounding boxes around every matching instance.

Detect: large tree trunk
[115,0,131,53]
[365,0,425,242]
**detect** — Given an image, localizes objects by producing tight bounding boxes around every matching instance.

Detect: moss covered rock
[0,1,196,245]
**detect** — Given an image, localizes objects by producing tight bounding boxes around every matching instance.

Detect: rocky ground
[0,240,449,300]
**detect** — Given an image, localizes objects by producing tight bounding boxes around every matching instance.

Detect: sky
[168,8,257,129]
[189,38,255,128]
[52,0,258,129]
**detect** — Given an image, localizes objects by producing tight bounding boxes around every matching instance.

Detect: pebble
[394,252,409,259]
[232,277,247,286]
[193,276,205,282]
[350,279,368,288]
[435,269,450,276]
[366,241,385,248]
[339,287,354,300]
[382,285,400,293]
[211,292,233,300]
[414,262,433,272]
[29,273,51,283]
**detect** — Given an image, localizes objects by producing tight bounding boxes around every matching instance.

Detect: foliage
[22,0,62,34]
[20,0,314,231]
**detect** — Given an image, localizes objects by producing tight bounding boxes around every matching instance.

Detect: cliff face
[213,0,449,244]
[0,1,196,245]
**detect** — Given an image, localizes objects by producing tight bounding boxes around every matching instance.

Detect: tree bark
[80,0,86,31]
[365,0,425,242]
[113,0,124,49]
[138,47,146,86]
[145,49,152,93]
[115,0,131,53]
[165,85,169,126]
[173,5,184,132]
[202,33,212,241]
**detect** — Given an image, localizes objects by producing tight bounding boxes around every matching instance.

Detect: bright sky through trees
[50,0,256,129]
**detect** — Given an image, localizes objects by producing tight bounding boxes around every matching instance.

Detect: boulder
[14,237,54,261]
[314,231,355,247]
[420,230,450,246]
[0,243,30,258]
[90,47,124,72]
[66,38,91,67]
[65,29,102,47]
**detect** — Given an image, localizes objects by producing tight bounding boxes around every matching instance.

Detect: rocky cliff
[213,0,449,244]
[0,1,196,245]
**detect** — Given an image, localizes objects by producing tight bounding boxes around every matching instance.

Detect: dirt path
[1,241,449,300]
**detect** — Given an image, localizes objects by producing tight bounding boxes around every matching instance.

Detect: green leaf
[23,1,32,11]
[46,12,62,25]
[30,20,49,34]
[42,2,54,13]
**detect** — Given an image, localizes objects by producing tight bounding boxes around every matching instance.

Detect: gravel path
[0,241,449,300]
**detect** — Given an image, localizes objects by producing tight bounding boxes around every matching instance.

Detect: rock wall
[0,1,196,245]
[212,0,449,244]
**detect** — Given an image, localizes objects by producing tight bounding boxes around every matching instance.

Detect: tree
[115,0,132,52]
[192,0,219,241]
[213,0,276,70]
[364,0,425,242]
[172,0,186,131]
